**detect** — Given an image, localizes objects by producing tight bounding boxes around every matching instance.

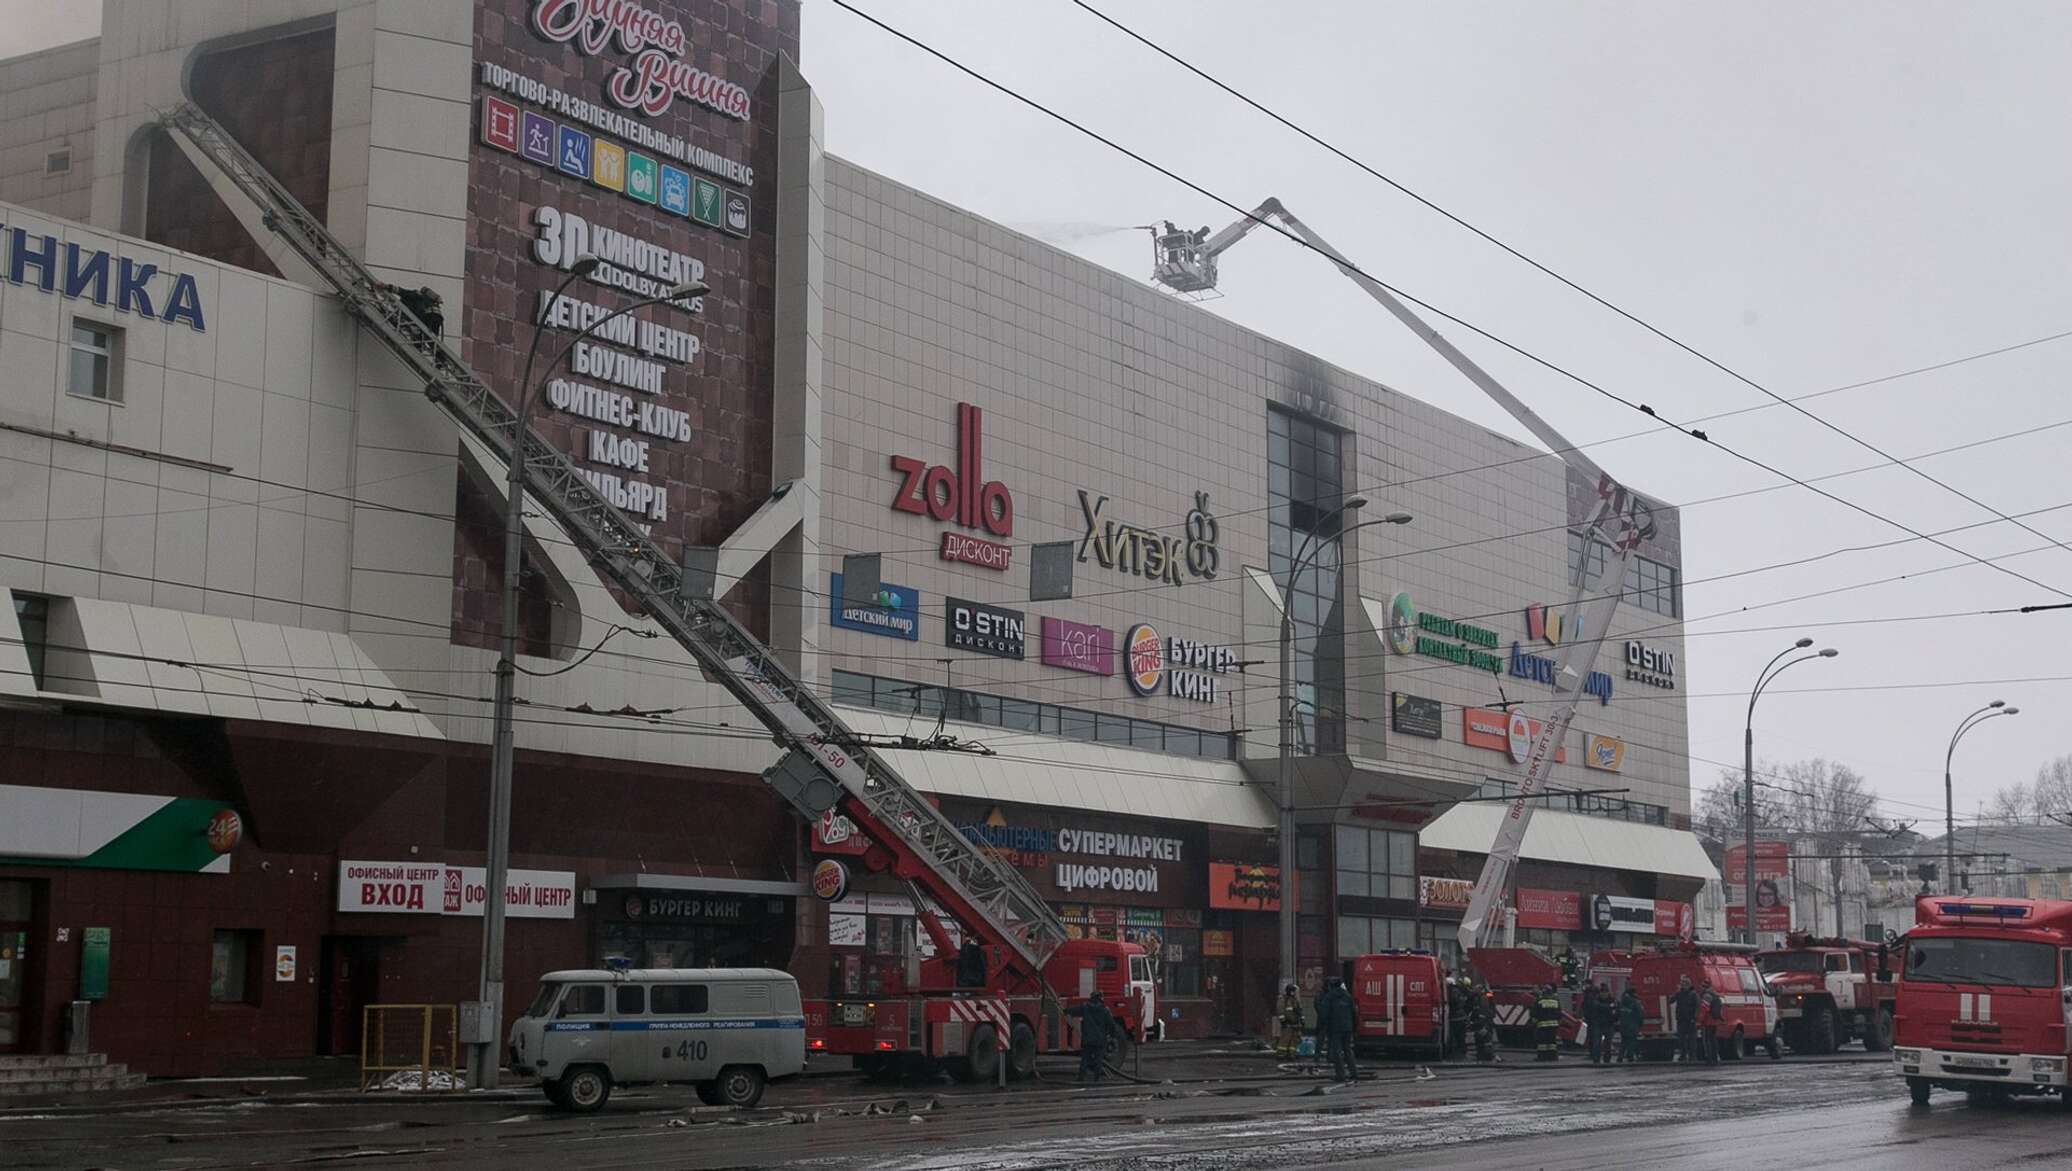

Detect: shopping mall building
[0,0,1713,1075]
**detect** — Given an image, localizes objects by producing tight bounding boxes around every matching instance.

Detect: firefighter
[1319,977,1358,1082]
[1471,987,1499,1063]
[1532,983,1562,1062]
[1064,990,1116,1082]
[1584,982,1612,1064]
[391,284,444,345]
[1698,981,1724,1065]
[1445,977,1471,1058]
[1671,975,1700,1062]
[1617,985,1644,1062]
[1275,982,1305,1060]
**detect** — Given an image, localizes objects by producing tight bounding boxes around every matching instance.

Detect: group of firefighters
[1270,971,1735,1074]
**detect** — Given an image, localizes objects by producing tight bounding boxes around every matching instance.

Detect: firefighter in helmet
[1275,982,1305,1059]
[1532,983,1563,1062]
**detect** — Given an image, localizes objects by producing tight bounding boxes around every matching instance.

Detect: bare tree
[1983,755,2072,825]
[1767,759,1878,935]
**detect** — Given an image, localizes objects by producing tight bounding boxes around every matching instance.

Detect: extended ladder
[158,103,1068,977]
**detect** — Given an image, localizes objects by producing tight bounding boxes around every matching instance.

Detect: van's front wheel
[561,1065,611,1113]
[713,1065,766,1108]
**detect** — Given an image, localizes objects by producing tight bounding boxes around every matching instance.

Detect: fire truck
[1350,951,1447,1058]
[1895,898,2072,1105]
[153,106,1125,1089]
[1627,942,1781,1060]
[1756,932,1900,1054]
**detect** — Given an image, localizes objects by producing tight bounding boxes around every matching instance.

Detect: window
[649,983,708,1014]
[209,930,260,1004]
[615,985,645,1015]
[1335,826,1415,901]
[1267,406,1350,754]
[1570,533,1681,617]
[13,594,49,690]
[1737,968,1762,994]
[68,321,121,402]
[1338,914,1415,959]
[823,671,1234,760]
[556,984,607,1017]
[45,148,71,176]
[1905,938,2057,988]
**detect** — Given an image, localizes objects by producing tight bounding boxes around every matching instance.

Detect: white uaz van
[509,968,808,1111]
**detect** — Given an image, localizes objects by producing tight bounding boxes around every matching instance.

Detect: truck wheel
[962,1023,1001,1083]
[561,1064,611,1113]
[1803,1003,1838,1055]
[1861,1008,1893,1052]
[713,1066,766,1108]
[1008,1021,1038,1080]
[1909,1077,1931,1106]
[1723,1029,1745,1061]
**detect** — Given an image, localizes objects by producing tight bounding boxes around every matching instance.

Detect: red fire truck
[1628,942,1781,1060]
[1350,951,1447,1058]
[1895,897,2072,1105]
[1757,932,1900,1054]
[806,931,1155,1081]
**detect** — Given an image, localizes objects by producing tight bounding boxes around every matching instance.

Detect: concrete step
[0,1053,108,1072]
[0,1070,146,1096]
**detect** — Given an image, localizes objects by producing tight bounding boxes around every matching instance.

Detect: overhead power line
[1071,0,2072,572]
[823,0,2072,605]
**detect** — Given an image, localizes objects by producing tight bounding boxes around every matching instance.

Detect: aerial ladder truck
[155,104,1147,1084]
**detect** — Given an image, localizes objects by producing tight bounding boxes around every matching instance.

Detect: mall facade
[0,0,1711,1075]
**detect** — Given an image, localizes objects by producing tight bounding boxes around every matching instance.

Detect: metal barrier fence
[360,1004,462,1091]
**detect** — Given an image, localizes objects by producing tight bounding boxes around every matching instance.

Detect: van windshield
[526,983,563,1019]
[1905,937,2056,988]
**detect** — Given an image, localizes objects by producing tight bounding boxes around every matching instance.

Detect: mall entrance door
[0,881,36,1053]
[316,936,382,1056]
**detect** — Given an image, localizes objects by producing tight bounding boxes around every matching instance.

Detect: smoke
[1009,221,1144,247]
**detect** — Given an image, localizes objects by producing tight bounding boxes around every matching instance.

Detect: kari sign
[1513,887,1581,930]
[1208,862,1281,912]
[1040,616,1113,676]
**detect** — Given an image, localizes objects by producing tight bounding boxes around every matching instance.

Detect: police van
[508,968,807,1111]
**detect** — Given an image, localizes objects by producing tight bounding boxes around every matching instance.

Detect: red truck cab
[1895,897,2072,1104]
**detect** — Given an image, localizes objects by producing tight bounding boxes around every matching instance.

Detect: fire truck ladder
[157,103,1068,978]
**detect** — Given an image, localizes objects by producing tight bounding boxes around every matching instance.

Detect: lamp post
[472,267,709,1088]
[1277,499,1410,1000]
[1945,701,2019,894]
[1740,639,1838,943]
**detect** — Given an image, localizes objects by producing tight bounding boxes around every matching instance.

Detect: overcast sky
[796,0,2072,830]
[11,3,2069,831]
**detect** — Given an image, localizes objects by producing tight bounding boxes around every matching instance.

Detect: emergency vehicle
[1350,951,1447,1057]
[807,933,1156,1081]
[1895,898,2072,1105]
[142,104,1142,1096]
[1757,932,1900,1054]
[1467,948,1572,1047]
[1627,942,1781,1060]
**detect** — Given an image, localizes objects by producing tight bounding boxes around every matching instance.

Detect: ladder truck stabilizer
[154,104,1068,983]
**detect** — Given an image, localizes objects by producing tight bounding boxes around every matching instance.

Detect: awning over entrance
[834,708,1276,830]
[1420,802,1719,883]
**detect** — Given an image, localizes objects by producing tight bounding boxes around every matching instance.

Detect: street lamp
[1277,498,1410,1000]
[1945,701,2019,894]
[1740,640,1838,943]
[473,267,710,1088]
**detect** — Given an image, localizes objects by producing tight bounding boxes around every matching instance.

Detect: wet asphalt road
[2,1051,2063,1169]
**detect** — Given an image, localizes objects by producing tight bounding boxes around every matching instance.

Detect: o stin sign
[892,402,1014,570]
[532,0,752,121]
